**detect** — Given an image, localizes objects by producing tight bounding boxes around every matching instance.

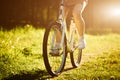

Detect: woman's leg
[56,7,69,43]
[50,7,69,55]
[72,2,87,49]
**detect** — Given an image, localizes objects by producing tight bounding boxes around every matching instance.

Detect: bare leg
[56,7,69,44]
[72,3,87,49]
[49,7,70,55]
[72,3,85,36]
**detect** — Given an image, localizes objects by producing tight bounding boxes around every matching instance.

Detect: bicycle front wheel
[43,21,67,76]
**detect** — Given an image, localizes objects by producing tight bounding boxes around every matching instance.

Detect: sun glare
[111,8,120,16]
[107,6,120,17]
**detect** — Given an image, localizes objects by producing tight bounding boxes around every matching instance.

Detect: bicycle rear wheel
[43,21,67,76]
[69,23,82,68]
[70,49,82,67]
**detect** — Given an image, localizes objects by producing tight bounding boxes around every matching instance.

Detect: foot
[78,36,86,49]
[49,43,61,56]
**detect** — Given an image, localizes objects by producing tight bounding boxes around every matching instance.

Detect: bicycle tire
[43,21,67,76]
[70,49,82,67]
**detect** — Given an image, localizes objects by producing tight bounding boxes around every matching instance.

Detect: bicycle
[43,0,82,76]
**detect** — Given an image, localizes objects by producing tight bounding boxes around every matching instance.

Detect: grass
[0,25,120,80]
[0,25,45,80]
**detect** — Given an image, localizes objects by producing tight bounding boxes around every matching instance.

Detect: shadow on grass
[3,67,75,80]
[3,70,52,80]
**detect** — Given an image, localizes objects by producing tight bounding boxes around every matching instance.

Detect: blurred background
[0,0,120,34]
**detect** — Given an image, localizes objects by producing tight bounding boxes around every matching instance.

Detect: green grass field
[0,25,120,80]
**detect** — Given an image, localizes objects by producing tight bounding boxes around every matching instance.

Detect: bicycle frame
[58,0,66,48]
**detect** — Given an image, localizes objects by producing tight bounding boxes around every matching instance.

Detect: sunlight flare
[111,8,120,16]
[107,7,120,17]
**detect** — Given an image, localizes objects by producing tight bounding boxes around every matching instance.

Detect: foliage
[0,0,60,27]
